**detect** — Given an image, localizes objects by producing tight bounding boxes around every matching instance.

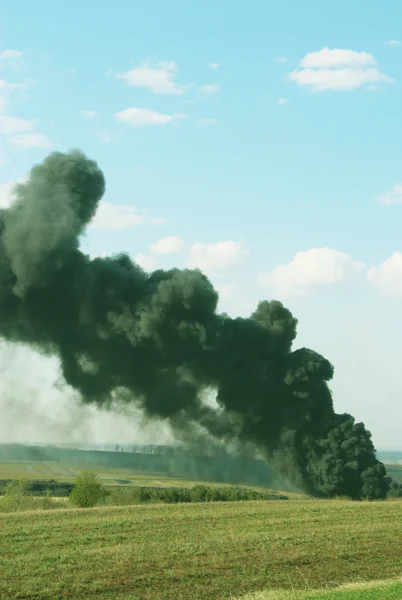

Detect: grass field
[2,499,402,600]
[236,576,402,599]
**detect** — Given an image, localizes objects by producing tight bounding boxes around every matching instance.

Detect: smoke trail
[0,150,394,499]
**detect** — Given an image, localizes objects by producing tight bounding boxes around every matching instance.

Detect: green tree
[69,471,106,508]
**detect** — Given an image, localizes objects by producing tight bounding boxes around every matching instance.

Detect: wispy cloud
[290,47,394,91]
[198,84,220,98]
[375,183,402,205]
[9,133,52,149]
[150,236,184,254]
[0,116,50,150]
[116,60,190,95]
[0,80,23,93]
[278,98,288,105]
[186,240,249,272]
[134,237,248,276]
[0,76,51,149]
[274,56,288,63]
[97,129,111,142]
[209,62,220,69]
[196,118,218,126]
[0,79,25,112]
[387,40,401,46]
[80,109,97,119]
[0,49,23,65]
[115,107,187,127]
[0,114,36,134]
[90,202,165,231]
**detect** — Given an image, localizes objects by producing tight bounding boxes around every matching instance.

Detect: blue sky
[0,1,402,448]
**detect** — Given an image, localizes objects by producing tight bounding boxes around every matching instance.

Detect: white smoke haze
[0,341,174,446]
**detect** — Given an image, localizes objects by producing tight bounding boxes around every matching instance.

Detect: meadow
[2,498,402,600]
[1,447,402,599]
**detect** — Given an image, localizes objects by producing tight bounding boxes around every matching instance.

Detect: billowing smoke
[0,150,395,499]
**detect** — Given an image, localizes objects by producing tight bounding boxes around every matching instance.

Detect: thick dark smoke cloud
[0,150,395,499]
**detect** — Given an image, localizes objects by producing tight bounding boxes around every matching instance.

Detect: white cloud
[278,98,288,105]
[259,248,365,297]
[9,133,51,149]
[301,48,375,69]
[115,107,187,127]
[375,183,402,205]
[80,109,97,119]
[0,115,51,151]
[367,253,402,297]
[0,114,35,135]
[387,40,401,46]
[209,63,220,69]
[150,236,184,254]
[134,253,158,272]
[116,60,189,95]
[290,67,393,92]
[0,180,17,207]
[275,56,288,63]
[198,84,220,98]
[215,283,255,318]
[196,118,218,125]
[0,49,22,61]
[90,201,163,231]
[187,240,249,272]
[290,47,393,91]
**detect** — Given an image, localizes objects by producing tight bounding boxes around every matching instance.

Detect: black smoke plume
[0,150,395,499]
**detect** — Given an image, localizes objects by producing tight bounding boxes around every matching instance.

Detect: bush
[0,479,64,512]
[69,471,107,508]
[0,479,30,512]
[98,484,286,507]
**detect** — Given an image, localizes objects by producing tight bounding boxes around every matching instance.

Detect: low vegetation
[100,483,288,506]
[0,472,289,511]
[236,576,402,599]
[0,478,66,513]
[2,498,401,599]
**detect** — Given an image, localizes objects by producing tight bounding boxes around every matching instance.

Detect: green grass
[235,577,402,599]
[0,494,66,512]
[2,499,402,600]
